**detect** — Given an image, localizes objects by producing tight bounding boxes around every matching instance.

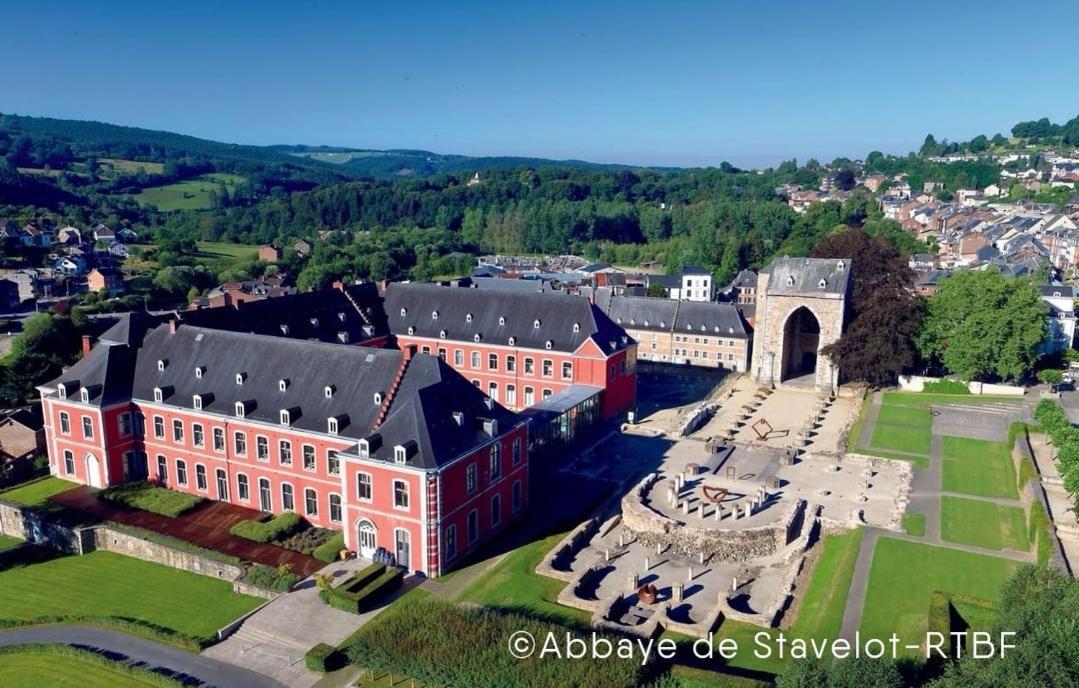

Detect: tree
[920,134,941,157]
[919,270,1047,381]
[969,134,989,153]
[776,656,903,688]
[1038,368,1064,390]
[812,229,924,386]
[0,313,81,405]
[833,168,856,191]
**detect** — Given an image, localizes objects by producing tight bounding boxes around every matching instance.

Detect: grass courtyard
[870,403,932,454]
[940,496,1029,551]
[0,646,175,688]
[940,436,1018,499]
[859,537,1020,653]
[0,477,78,507]
[0,551,260,643]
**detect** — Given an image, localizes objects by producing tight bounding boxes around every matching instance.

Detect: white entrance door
[357,520,377,558]
[85,454,103,488]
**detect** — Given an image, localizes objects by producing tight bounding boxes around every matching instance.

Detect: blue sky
[3,0,1078,168]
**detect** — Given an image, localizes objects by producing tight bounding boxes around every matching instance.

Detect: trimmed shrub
[313,532,346,563]
[229,512,303,543]
[242,563,301,592]
[922,379,969,394]
[99,482,203,517]
[305,642,338,673]
[280,526,336,555]
[319,563,402,614]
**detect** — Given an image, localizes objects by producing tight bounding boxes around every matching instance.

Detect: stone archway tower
[751,257,851,391]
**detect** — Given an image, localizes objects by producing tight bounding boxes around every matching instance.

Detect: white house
[1039,284,1077,355]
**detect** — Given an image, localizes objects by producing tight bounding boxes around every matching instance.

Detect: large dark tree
[811,229,923,387]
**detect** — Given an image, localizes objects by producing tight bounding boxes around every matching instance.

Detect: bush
[313,532,346,563]
[99,482,203,517]
[922,379,969,394]
[319,563,402,614]
[344,596,644,687]
[242,563,301,592]
[280,526,336,555]
[229,512,303,543]
[305,642,339,673]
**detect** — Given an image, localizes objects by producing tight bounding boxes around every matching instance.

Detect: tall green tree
[918,270,1047,380]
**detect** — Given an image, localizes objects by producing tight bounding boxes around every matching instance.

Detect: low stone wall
[231,580,280,601]
[86,525,245,581]
[898,375,1025,396]
[0,500,83,553]
[679,402,718,437]
[620,474,808,562]
[1013,430,1071,574]
[843,453,913,531]
[537,517,601,583]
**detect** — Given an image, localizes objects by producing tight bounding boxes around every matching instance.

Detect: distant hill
[269,146,675,178]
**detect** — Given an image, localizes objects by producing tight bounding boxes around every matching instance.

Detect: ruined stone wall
[87,526,245,581]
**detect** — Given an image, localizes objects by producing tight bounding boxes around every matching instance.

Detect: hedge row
[313,532,346,563]
[0,643,186,687]
[922,379,970,394]
[229,512,303,543]
[0,615,205,651]
[344,596,644,688]
[305,642,340,672]
[320,563,402,614]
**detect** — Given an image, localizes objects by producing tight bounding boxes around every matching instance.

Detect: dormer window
[533,319,541,329]
[338,312,347,322]
[629,319,636,326]
[280,324,290,335]
[57,383,67,399]
[474,333,482,342]
[327,417,339,435]
[545,340,553,350]
[234,401,246,417]
[279,409,291,426]
[324,385,335,398]
[278,378,289,392]
[498,316,506,325]
[837,260,845,270]
[439,330,447,339]
[573,322,581,333]
[508,336,516,346]
[394,445,407,464]
[309,317,319,327]
[157,359,167,371]
[466,313,473,322]
[358,439,370,457]
[400,307,407,316]
[153,387,163,403]
[686,324,693,331]
[236,372,246,385]
[407,326,415,335]
[818,278,827,288]
[80,388,89,403]
[786,275,796,286]
[1055,291,1062,297]
[193,395,203,410]
[194,366,204,379]
[373,392,383,405]
[644,320,650,327]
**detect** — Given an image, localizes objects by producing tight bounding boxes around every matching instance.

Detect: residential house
[92,224,115,243]
[87,267,124,295]
[257,245,284,262]
[293,239,312,256]
[1039,284,1077,354]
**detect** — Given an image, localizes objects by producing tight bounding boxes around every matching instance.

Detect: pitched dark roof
[43,341,138,407]
[680,265,712,276]
[762,257,852,297]
[383,283,632,355]
[731,269,757,288]
[98,312,167,348]
[1039,284,1076,298]
[674,301,748,338]
[605,294,678,332]
[599,292,747,338]
[471,277,554,294]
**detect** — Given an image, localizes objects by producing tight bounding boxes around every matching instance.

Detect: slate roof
[1039,284,1076,298]
[594,290,748,338]
[45,323,519,470]
[681,265,712,276]
[471,277,554,294]
[731,270,758,288]
[762,257,852,297]
[383,283,632,356]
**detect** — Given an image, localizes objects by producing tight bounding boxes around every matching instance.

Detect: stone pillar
[682,501,690,515]
[628,573,638,591]
[644,557,651,571]
[673,583,684,602]
[715,505,723,521]
[687,566,694,581]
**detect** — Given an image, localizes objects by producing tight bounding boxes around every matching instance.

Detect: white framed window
[213,427,225,452]
[470,351,480,369]
[192,423,204,447]
[279,409,290,426]
[281,483,295,511]
[327,449,340,476]
[303,444,316,471]
[234,431,247,456]
[542,360,553,378]
[394,445,407,464]
[172,419,183,443]
[256,436,269,461]
[393,479,409,509]
[454,350,463,366]
[63,449,74,475]
[195,463,208,492]
[193,395,203,410]
[524,387,535,406]
[506,384,516,406]
[153,416,164,439]
[234,401,245,418]
[304,488,318,517]
[82,416,94,439]
[562,361,573,380]
[524,357,535,375]
[329,493,342,523]
[279,440,292,465]
[327,417,339,435]
[489,444,502,480]
[237,473,250,501]
[506,355,516,372]
[356,472,372,501]
[176,459,188,486]
[59,411,71,435]
[488,353,498,370]
[466,463,477,492]
[118,413,132,436]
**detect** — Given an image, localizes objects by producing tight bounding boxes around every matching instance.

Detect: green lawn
[130,173,245,211]
[0,551,260,642]
[0,477,78,507]
[940,436,1018,499]
[859,538,1019,653]
[940,496,1029,551]
[193,240,259,260]
[455,531,591,627]
[902,512,926,536]
[881,392,1020,407]
[0,648,171,688]
[99,482,203,517]
[869,403,931,454]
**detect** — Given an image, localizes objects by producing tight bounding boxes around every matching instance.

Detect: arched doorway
[356,519,377,559]
[84,453,103,489]
[781,307,821,382]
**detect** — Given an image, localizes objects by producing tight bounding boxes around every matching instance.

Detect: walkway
[50,486,321,576]
[838,398,1036,641]
[0,625,283,688]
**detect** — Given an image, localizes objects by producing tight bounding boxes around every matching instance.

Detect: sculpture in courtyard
[701,485,729,503]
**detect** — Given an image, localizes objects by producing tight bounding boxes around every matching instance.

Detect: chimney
[333,280,344,291]
[404,343,418,361]
[168,319,178,334]
[81,334,93,356]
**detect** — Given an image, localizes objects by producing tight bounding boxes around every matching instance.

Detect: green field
[870,403,932,454]
[98,158,165,175]
[0,647,172,688]
[193,241,259,262]
[881,392,1020,408]
[940,436,1018,499]
[902,512,926,536]
[130,173,245,211]
[940,496,1029,551]
[0,551,260,642]
[859,538,1019,653]
[0,477,78,507]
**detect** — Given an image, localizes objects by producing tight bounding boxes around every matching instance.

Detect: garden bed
[229,512,303,543]
[99,482,203,517]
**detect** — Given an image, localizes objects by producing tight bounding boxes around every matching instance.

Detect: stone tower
[751,257,850,391]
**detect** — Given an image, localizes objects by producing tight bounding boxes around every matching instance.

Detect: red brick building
[39,318,526,576]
